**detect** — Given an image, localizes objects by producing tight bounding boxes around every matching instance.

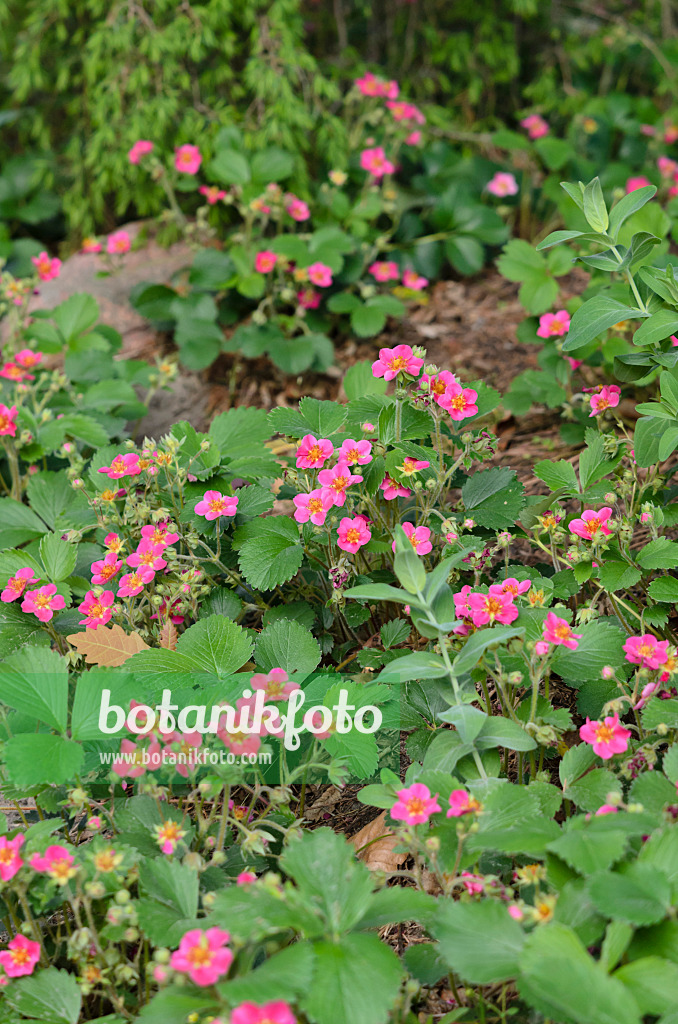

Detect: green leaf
[609,184,657,238]
[636,537,678,570]
[39,532,77,582]
[254,618,321,679]
[461,468,525,528]
[351,304,387,337]
[139,857,198,919]
[633,309,678,347]
[188,248,235,290]
[476,716,536,752]
[208,148,250,185]
[137,991,217,1024]
[301,933,402,1024]
[298,397,346,437]
[598,559,642,592]
[634,415,674,468]
[4,967,81,1024]
[236,516,304,590]
[565,768,622,813]
[551,619,627,683]
[433,900,525,984]
[0,497,47,547]
[251,146,294,183]
[380,618,410,649]
[642,696,678,730]
[376,651,447,683]
[453,626,525,676]
[3,733,84,787]
[174,615,253,676]
[563,296,645,353]
[342,360,388,401]
[536,229,585,250]
[534,459,578,493]
[583,177,609,232]
[445,234,485,276]
[647,576,678,602]
[0,647,68,732]
[218,943,315,1005]
[547,828,627,874]
[616,957,678,1017]
[53,293,99,343]
[588,863,672,925]
[628,771,678,814]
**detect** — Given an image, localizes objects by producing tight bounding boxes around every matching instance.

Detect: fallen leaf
[350,810,408,873]
[67,624,149,666]
[304,786,343,822]
[159,620,178,650]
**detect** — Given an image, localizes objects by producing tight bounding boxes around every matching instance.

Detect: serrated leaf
[237,516,304,590]
[432,900,525,984]
[3,733,84,787]
[589,863,672,925]
[254,618,321,679]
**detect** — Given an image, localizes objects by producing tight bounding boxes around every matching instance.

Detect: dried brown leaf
[349,810,407,873]
[67,624,149,666]
[159,620,178,651]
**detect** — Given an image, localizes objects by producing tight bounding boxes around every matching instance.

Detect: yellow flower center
[33,593,51,609]
[346,528,361,543]
[388,356,408,372]
[307,445,322,462]
[208,499,226,515]
[308,498,323,514]
[186,944,213,967]
[0,849,15,864]
[11,948,31,966]
[486,597,503,616]
[331,476,347,492]
[554,624,572,640]
[450,394,467,411]
[595,724,615,744]
[405,797,425,815]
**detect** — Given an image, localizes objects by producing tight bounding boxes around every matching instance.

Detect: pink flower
[30,844,77,883]
[508,904,524,921]
[567,357,583,370]
[380,474,412,500]
[98,454,141,479]
[194,490,239,520]
[589,385,621,416]
[128,140,154,164]
[579,713,631,760]
[231,1001,296,1024]
[0,934,41,977]
[400,457,430,476]
[390,783,440,825]
[15,349,43,369]
[624,634,670,669]
[393,521,432,555]
[91,551,122,585]
[1,361,34,382]
[199,185,227,204]
[78,590,115,628]
[105,532,123,553]
[520,114,549,139]
[170,928,233,986]
[161,731,202,778]
[0,404,17,437]
[174,144,202,174]
[255,250,278,274]
[293,488,331,526]
[658,156,678,178]
[1,567,38,603]
[665,123,678,143]
[250,668,300,701]
[337,516,372,553]
[338,438,372,465]
[218,724,261,757]
[534,640,550,656]
[542,611,582,650]
[568,507,613,540]
[286,195,310,221]
[372,344,424,380]
[21,584,65,622]
[487,172,519,197]
[360,146,395,178]
[117,569,155,598]
[297,287,320,309]
[112,738,159,778]
[296,434,334,469]
[81,236,102,253]
[402,269,428,291]
[420,370,458,404]
[106,231,131,255]
[386,100,425,125]
[355,72,398,99]
[640,124,656,136]
[236,871,257,886]
[626,176,652,194]
[0,834,24,881]
[318,461,363,507]
[537,310,571,338]
[307,262,333,287]
[489,577,531,599]
[461,871,484,894]
[405,130,422,146]
[447,789,481,818]
[127,541,167,573]
[439,382,478,420]
[595,804,619,816]
[140,524,179,548]
[369,260,399,282]
[468,590,518,627]
[32,251,61,281]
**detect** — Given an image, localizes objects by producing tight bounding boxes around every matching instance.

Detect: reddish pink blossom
[140,524,179,547]
[468,590,518,627]
[380,474,412,500]
[420,370,458,404]
[98,453,141,479]
[105,532,123,553]
[461,871,484,894]
[174,144,202,174]
[1,567,38,603]
[15,349,43,369]
[439,382,478,420]
[128,140,154,164]
[296,434,334,469]
[126,541,167,572]
[161,731,202,778]
[372,344,424,380]
[170,928,233,986]
[339,438,372,465]
[81,236,102,253]
[0,403,17,437]
[91,551,122,585]
[297,287,320,309]
[117,568,154,598]
[369,260,399,282]
[0,361,33,382]
[285,195,310,221]
[30,844,77,883]
[405,130,422,146]
[568,507,613,540]
[665,123,678,143]
[520,114,549,139]
[658,156,678,178]
[391,783,440,825]
[640,123,656,136]
[0,934,40,977]
[489,577,531,599]
[355,72,398,99]
[542,612,581,650]
[595,804,619,815]
[250,668,300,702]
[113,738,161,778]
[537,310,570,338]
[393,522,432,555]
[21,584,65,622]
[194,490,239,520]
[447,789,481,818]
[106,231,131,255]
[218,724,261,757]
[400,456,430,476]
[337,516,371,553]
[199,185,226,204]
[402,269,428,290]
[534,640,550,656]
[624,634,670,669]
[487,172,519,197]
[508,904,524,921]
[579,713,631,759]
[567,357,583,370]
[78,590,115,628]
[0,834,24,881]
[386,100,425,125]
[307,262,333,287]
[236,871,257,886]
[293,488,331,525]
[590,385,621,416]
[626,176,652,193]
[255,250,278,273]
[318,461,363,507]
[32,251,61,281]
[360,146,395,178]
[231,1001,296,1024]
